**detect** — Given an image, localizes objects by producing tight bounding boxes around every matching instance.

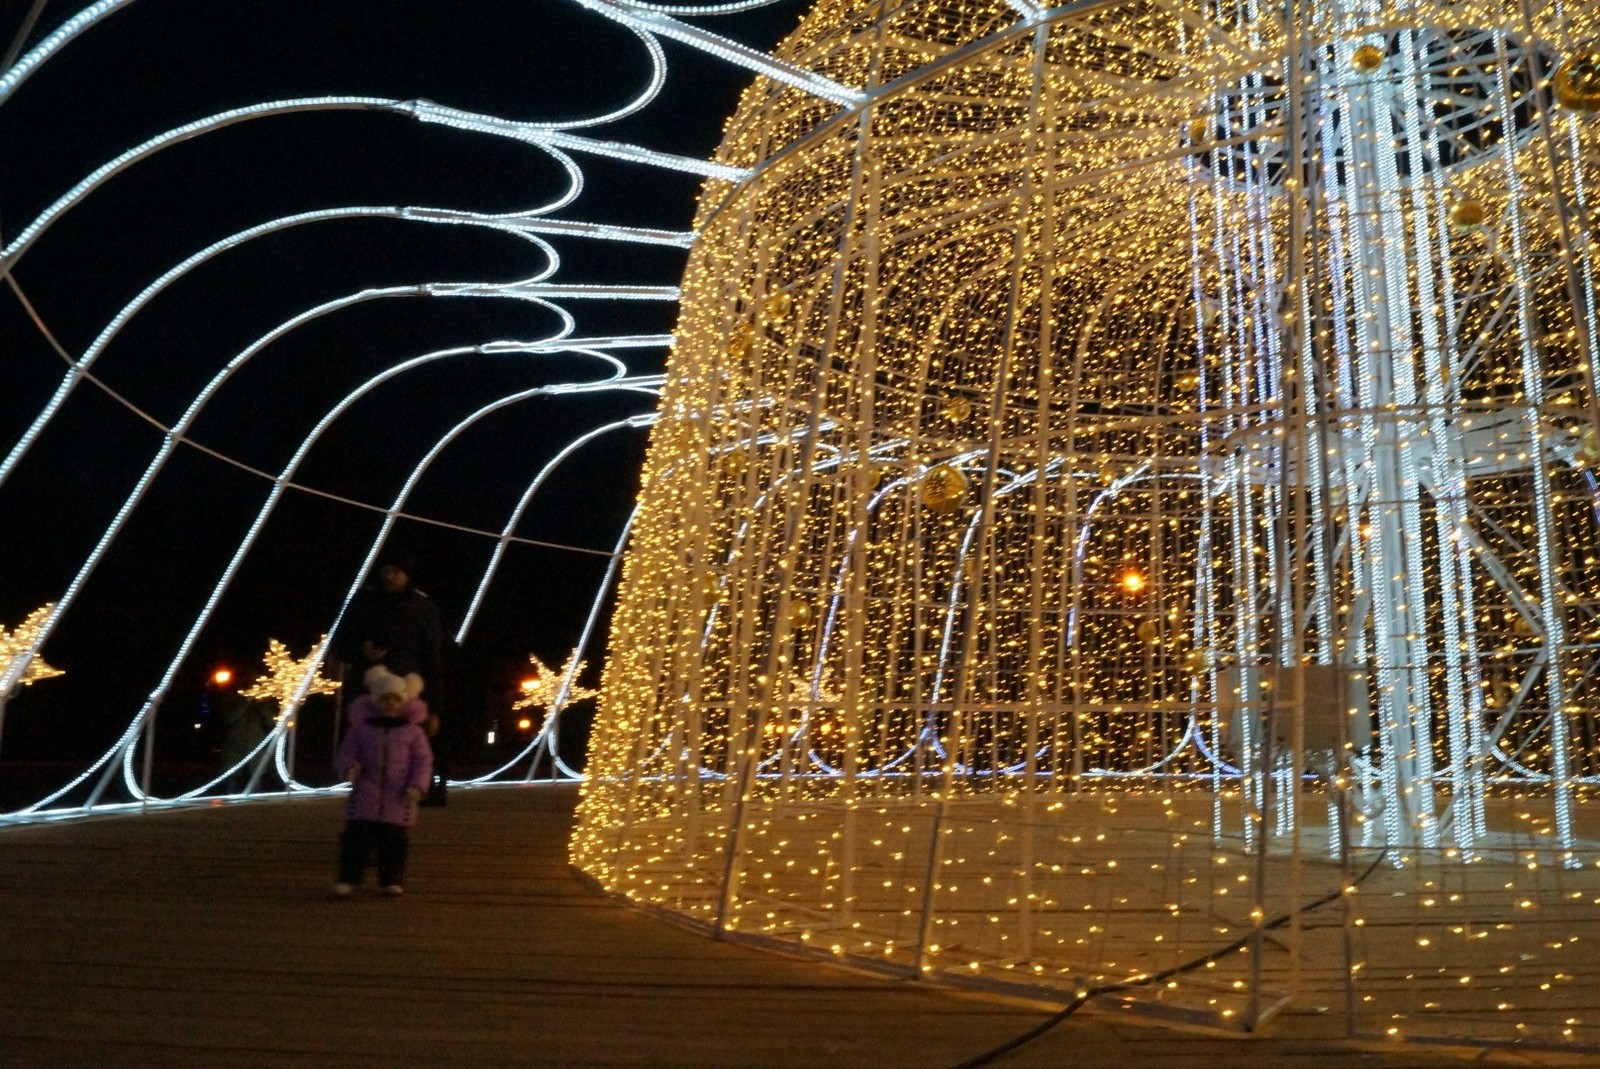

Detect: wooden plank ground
[0,783,1590,1068]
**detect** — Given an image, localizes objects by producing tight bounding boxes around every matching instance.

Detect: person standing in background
[333,550,449,803]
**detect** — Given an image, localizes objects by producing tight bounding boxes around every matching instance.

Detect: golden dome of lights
[1350,43,1386,74]
[578,0,1600,1047]
[920,465,967,513]
[1554,49,1600,114]
[1448,199,1488,232]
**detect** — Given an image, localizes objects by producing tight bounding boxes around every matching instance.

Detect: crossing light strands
[1,0,707,823]
[575,0,1600,1049]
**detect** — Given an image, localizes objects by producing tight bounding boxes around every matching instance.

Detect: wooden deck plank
[0,784,1591,1068]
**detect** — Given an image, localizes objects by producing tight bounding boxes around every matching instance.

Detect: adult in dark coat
[333,552,450,803]
[334,553,444,700]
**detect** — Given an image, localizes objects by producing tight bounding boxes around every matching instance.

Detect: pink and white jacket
[335,695,433,826]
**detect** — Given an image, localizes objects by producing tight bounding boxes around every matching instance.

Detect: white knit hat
[364,667,408,699]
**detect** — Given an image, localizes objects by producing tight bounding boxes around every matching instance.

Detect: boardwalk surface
[0,783,1591,1068]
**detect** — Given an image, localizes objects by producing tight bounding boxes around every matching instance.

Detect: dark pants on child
[338,820,409,886]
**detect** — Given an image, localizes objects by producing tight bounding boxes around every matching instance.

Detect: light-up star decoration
[239,637,338,707]
[514,651,599,713]
[0,604,64,695]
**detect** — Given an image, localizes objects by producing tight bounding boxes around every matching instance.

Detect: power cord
[946,847,1388,1069]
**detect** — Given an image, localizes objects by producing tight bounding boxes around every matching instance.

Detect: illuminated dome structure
[577,0,1600,1047]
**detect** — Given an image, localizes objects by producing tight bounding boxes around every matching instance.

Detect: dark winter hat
[377,547,417,577]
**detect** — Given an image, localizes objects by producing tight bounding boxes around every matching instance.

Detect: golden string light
[575,0,1600,1050]
[239,637,338,706]
[514,651,599,712]
[0,604,64,692]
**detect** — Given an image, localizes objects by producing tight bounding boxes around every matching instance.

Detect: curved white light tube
[129,346,636,802]
[0,284,579,700]
[456,414,657,643]
[1,207,566,492]
[0,0,139,108]
[268,381,663,787]
[128,359,656,803]
[570,0,865,106]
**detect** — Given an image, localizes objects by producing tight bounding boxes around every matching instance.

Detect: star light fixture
[514,651,599,713]
[238,637,338,708]
[0,603,64,694]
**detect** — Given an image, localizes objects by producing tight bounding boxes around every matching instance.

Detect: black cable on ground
[946,848,1389,1069]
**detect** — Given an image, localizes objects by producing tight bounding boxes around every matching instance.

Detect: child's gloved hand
[405,787,424,803]
[344,765,360,782]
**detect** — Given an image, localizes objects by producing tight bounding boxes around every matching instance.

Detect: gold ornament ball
[920,465,967,513]
[1554,50,1600,115]
[1175,371,1201,392]
[1447,200,1488,233]
[728,332,752,362]
[763,292,795,319]
[1350,43,1386,75]
[1581,426,1600,462]
[945,396,973,421]
[724,446,750,475]
[789,602,814,628]
[1136,620,1159,644]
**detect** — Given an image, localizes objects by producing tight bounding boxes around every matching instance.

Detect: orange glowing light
[212,668,234,686]
[1121,571,1147,594]
[519,677,539,693]
[517,717,534,731]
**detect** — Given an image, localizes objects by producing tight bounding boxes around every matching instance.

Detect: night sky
[0,0,804,773]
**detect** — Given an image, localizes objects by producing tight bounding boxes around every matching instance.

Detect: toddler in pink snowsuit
[332,668,433,897]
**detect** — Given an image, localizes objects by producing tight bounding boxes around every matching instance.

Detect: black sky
[0,0,805,770]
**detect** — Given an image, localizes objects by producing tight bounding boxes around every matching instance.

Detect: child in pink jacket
[332,669,433,897]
